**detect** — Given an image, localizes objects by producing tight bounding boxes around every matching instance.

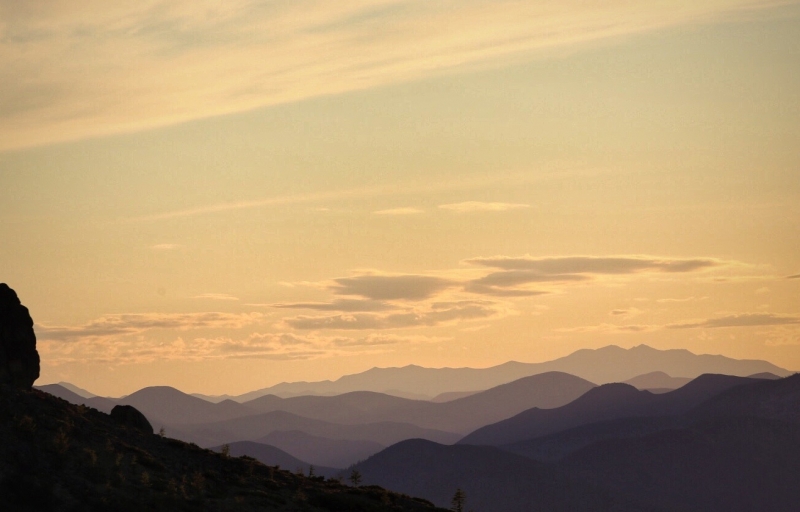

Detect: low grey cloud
[286,300,503,330]
[272,299,394,312]
[35,312,263,342]
[667,313,800,329]
[466,255,720,274]
[330,274,456,301]
[464,269,587,296]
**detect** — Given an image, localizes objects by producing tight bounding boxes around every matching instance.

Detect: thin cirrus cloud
[466,255,722,274]
[1,0,783,151]
[556,323,659,333]
[192,293,240,301]
[35,312,263,342]
[373,207,424,215]
[656,296,708,303]
[787,274,800,279]
[667,313,800,329]
[438,202,530,213]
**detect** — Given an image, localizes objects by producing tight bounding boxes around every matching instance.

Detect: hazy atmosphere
[2,0,799,396]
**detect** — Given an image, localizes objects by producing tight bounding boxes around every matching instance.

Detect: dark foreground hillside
[0,387,446,512]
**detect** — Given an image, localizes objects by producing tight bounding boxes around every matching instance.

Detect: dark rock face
[110,404,153,434]
[0,283,40,389]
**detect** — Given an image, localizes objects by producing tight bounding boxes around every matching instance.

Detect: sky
[1,0,799,396]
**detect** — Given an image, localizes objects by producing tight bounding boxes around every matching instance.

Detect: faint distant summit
[0,283,39,389]
[217,344,790,402]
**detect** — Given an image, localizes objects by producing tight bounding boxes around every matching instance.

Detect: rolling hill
[459,374,758,446]
[242,372,595,434]
[174,409,461,448]
[350,439,651,512]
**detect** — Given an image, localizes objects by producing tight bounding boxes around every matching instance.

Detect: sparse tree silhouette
[221,443,230,457]
[451,488,466,512]
[349,469,362,487]
[308,464,315,477]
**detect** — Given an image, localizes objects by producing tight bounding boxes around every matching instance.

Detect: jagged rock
[110,404,153,434]
[0,283,40,390]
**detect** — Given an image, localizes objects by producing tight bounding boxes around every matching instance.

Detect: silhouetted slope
[351,439,654,512]
[688,372,800,423]
[559,416,800,512]
[232,344,789,400]
[243,372,595,434]
[623,371,691,390]
[0,387,446,511]
[505,416,685,462]
[56,381,98,398]
[209,441,341,477]
[176,410,461,448]
[460,374,756,446]
[257,430,384,468]
[119,386,255,425]
[504,373,796,462]
[36,383,117,413]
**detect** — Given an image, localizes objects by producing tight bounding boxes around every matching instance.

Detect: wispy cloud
[272,299,394,312]
[192,293,240,301]
[2,0,783,150]
[373,207,424,215]
[609,308,643,317]
[439,202,530,213]
[656,296,708,303]
[285,300,506,330]
[667,313,800,329]
[39,331,448,364]
[151,243,180,250]
[787,274,800,279]
[556,323,659,333]
[35,312,263,342]
[461,255,723,296]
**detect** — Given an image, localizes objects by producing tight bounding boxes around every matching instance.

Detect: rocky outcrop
[110,404,153,434]
[0,283,40,390]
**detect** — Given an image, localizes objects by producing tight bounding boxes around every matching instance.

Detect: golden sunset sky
[2,1,799,396]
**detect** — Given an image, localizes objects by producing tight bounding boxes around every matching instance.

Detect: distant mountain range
[33,343,796,501]
[351,374,800,511]
[186,344,792,401]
